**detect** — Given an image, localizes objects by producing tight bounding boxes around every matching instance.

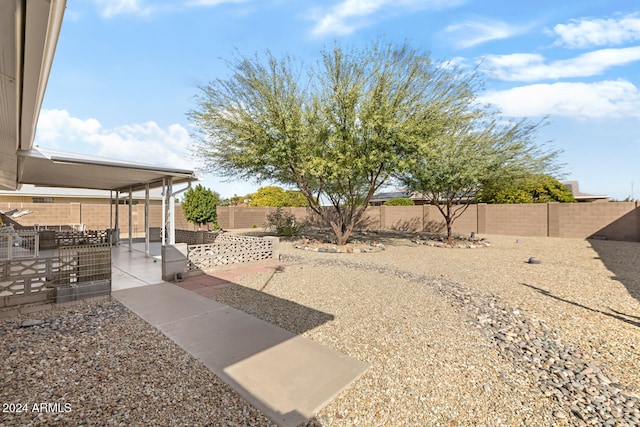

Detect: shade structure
[18,148,196,192]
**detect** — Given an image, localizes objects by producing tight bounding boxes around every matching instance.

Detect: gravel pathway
[2,233,638,426]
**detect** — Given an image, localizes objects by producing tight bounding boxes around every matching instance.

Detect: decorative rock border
[412,237,492,249]
[293,237,385,253]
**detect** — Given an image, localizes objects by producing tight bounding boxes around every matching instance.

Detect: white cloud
[92,0,154,18]
[186,0,249,6]
[34,109,198,171]
[92,0,247,18]
[479,80,640,119]
[444,18,527,49]
[481,46,640,81]
[310,0,464,36]
[36,109,102,142]
[552,13,640,48]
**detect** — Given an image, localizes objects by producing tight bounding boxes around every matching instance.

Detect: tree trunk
[330,222,353,246]
[446,204,453,245]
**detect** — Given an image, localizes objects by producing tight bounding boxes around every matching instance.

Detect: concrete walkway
[111,248,369,426]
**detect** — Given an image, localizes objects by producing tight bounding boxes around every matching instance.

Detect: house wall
[1,201,166,238]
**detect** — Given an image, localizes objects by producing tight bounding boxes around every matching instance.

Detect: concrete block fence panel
[263,236,280,260]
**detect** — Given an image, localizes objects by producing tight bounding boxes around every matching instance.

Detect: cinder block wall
[382,206,423,231]
[1,202,171,238]
[481,203,548,237]
[4,201,638,242]
[439,204,477,236]
[0,203,72,227]
[554,202,638,240]
[378,205,477,235]
[216,203,640,242]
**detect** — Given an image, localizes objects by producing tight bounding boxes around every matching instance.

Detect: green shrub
[265,208,304,236]
[384,197,415,206]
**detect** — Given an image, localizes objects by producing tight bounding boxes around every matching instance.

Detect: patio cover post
[145,183,150,257]
[128,187,133,252]
[167,179,174,244]
[115,191,120,246]
[109,190,112,237]
[161,178,166,246]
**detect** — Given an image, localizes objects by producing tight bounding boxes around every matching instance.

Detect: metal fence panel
[0,231,39,260]
[58,244,112,285]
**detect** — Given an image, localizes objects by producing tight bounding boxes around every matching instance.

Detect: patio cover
[17,148,197,192]
[1,0,196,250]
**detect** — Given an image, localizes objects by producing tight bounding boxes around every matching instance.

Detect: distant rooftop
[561,181,609,202]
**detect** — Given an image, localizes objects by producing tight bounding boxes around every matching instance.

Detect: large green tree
[181,184,221,227]
[396,115,562,244]
[249,186,308,207]
[477,174,576,204]
[189,41,477,245]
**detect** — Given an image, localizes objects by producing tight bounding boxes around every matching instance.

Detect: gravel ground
[2,232,638,426]
[0,298,276,427]
[216,232,640,426]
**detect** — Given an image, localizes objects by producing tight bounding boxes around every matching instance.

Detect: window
[110,199,139,205]
[32,197,54,203]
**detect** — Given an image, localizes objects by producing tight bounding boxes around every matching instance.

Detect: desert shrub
[265,208,304,236]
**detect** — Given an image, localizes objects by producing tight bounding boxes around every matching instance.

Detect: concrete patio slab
[111,266,152,291]
[113,282,369,427]
[111,243,163,291]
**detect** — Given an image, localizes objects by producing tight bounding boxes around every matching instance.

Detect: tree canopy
[477,174,576,204]
[189,41,483,244]
[181,184,220,227]
[396,113,562,243]
[249,186,308,207]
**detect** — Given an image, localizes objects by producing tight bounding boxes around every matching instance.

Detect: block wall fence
[2,201,639,242]
[217,202,640,242]
[0,202,202,237]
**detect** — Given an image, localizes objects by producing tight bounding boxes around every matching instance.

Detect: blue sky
[36,0,640,200]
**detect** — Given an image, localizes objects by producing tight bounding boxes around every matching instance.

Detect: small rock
[21,319,44,327]
[553,410,567,419]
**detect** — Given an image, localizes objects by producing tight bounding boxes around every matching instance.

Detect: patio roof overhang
[1,0,197,194]
[18,148,197,193]
[1,0,196,251]
[0,0,66,191]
